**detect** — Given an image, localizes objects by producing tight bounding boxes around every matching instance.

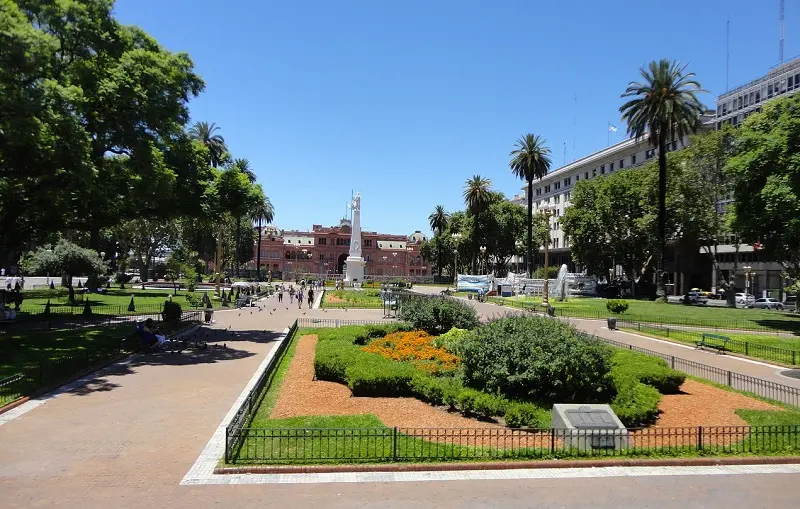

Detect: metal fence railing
[297,318,393,328]
[1,307,204,335]
[618,320,800,365]
[226,425,800,464]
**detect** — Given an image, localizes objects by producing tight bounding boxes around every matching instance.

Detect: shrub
[162,301,182,322]
[460,315,614,404]
[345,358,416,397]
[432,327,472,356]
[606,299,629,314]
[400,296,479,334]
[504,403,548,428]
[610,350,685,394]
[314,340,350,382]
[353,323,412,345]
[610,376,662,427]
[410,374,461,406]
[454,388,508,419]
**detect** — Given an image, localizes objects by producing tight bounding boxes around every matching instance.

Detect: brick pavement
[1,290,799,508]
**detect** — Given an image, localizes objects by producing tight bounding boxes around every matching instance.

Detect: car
[782,295,796,311]
[754,298,784,310]
[686,290,708,305]
[735,293,756,308]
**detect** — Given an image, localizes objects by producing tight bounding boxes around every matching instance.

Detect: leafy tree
[428,205,449,278]
[21,240,106,287]
[252,196,275,281]
[462,175,492,273]
[189,121,227,168]
[509,133,552,277]
[727,93,800,279]
[115,218,179,282]
[619,59,706,300]
[483,200,529,275]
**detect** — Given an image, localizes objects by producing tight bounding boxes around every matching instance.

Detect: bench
[695,333,731,354]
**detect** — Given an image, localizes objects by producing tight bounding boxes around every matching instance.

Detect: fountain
[551,264,569,301]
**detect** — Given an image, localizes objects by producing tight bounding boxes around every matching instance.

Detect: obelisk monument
[344,192,366,284]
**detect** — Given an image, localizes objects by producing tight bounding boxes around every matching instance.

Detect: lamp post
[479,245,487,275]
[743,265,752,304]
[452,233,461,284]
[540,204,556,306]
[514,241,522,274]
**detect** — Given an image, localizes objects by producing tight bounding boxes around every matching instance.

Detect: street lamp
[514,241,522,274]
[743,265,753,301]
[539,204,556,306]
[452,233,461,283]
[479,245,487,275]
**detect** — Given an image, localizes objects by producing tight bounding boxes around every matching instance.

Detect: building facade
[248,220,430,279]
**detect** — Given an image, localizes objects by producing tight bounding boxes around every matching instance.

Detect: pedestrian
[297,288,304,309]
[289,285,295,303]
[278,287,283,303]
[308,288,314,308]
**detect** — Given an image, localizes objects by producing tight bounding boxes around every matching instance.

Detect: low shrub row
[610,350,686,395]
[399,296,479,334]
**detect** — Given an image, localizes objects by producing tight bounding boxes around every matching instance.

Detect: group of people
[276,282,315,309]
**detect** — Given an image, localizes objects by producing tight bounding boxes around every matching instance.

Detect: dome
[408,231,428,244]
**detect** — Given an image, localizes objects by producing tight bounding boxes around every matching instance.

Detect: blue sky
[115,0,797,236]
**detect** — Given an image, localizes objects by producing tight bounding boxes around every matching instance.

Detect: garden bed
[321,290,384,308]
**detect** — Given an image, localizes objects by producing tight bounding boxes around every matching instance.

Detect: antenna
[572,95,577,161]
[726,17,730,91]
[780,0,785,63]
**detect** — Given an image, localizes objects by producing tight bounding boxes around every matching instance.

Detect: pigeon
[273,308,276,312]
[238,312,241,316]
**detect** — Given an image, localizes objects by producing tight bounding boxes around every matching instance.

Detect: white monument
[344,193,366,284]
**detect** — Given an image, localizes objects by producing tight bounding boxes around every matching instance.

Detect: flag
[608,123,618,132]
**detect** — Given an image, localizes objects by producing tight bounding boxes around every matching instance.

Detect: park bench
[695,333,731,354]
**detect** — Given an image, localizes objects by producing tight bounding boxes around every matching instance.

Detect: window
[789,76,794,90]
[584,171,589,179]
[737,96,742,109]
[564,191,571,200]
[609,162,614,171]
[592,168,596,177]
[536,188,542,196]
[768,83,773,98]
[600,165,605,175]
[619,159,624,169]
[317,238,327,245]
[544,185,551,193]
[318,253,324,260]
[564,177,571,186]
[645,149,655,159]
[554,181,560,190]
[287,239,292,243]
[575,174,579,181]
[553,238,559,248]
[364,239,372,247]
[631,154,637,165]
[554,195,560,204]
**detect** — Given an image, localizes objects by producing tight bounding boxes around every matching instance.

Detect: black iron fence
[1,306,203,335]
[297,318,392,328]
[226,425,800,464]
[225,321,299,463]
[618,320,800,365]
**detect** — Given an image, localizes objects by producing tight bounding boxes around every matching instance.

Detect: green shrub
[454,387,507,418]
[353,323,413,345]
[400,296,479,334]
[410,374,461,407]
[611,350,685,394]
[314,340,350,382]
[346,358,416,396]
[432,327,472,356]
[606,299,629,314]
[460,315,614,403]
[162,301,182,322]
[504,403,548,428]
[611,376,662,427]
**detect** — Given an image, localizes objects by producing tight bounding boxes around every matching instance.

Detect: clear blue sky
[115,0,797,236]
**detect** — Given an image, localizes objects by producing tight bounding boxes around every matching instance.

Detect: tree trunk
[215,224,223,295]
[437,229,442,278]
[527,179,533,278]
[256,217,263,281]
[235,217,241,278]
[656,134,668,302]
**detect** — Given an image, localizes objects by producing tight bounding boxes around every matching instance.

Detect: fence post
[727,370,732,387]
[550,428,556,454]
[697,426,703,451]
[224,426,230,463]
[666,327,669,338]
[794,351,797,365]
[670,356,675,369]
[392,427,398,462]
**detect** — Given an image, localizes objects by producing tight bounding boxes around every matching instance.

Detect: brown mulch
[324,294,345,304]
[271,335,782,450]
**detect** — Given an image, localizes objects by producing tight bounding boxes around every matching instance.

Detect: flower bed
[362,330,459,375]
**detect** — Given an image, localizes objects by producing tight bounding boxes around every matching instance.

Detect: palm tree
[509,133,552,278]
[231,157,257,183]
[428,205,450,279]
[463,175,492,274]
[189,121,227,168]
[619,59,705,300]
[252,197,275,281]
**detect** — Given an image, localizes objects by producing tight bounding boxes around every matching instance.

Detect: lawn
[489,295,800,333]
[620,323,800,365]
[17,286,224,315]
[321,289,384,308]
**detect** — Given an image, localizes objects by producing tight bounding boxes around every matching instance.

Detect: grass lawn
[488,295,800,333]
[321,289,384,308]
[619,324,800,365]
[17,286,224,315]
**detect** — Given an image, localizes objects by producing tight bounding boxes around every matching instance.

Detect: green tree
[189,121,227,168]
[727,93,800,279]
[252,196,275,281]
[509,133,552,277]
[619,59,705,300]
[21,240,106,288]
[462,175,492,274]
[115,218,180,282]
[428,205,449,278]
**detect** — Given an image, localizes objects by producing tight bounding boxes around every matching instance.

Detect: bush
[610,376,662,427]
[353,323,412,345]
[606,299,629,314]
[345,358,416,396]
[410,374,461,406]
[162,301,182,322]
[432,327,472,356]
[400,296,479,334]
[504,403,548,428]
[610,350,685,394]
[460,315,614,404]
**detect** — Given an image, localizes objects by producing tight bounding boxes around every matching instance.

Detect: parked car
[781,295,796,311]
[686,290,708,305]
[753,298,784,310]
[735,293,756,308]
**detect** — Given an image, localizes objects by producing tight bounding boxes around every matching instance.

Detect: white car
[686,290,708,305]
[735,293,756,308]
[753,298,784,310]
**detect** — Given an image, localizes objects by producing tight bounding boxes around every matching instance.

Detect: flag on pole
[608,123,618,132]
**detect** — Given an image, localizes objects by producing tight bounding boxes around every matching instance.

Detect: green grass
[249,325,307,423]
[488,295,800,333]
[321,289,384,308]
[620,324,800,365]
[18,286,224,315]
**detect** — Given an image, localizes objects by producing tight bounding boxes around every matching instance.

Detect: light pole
[452,233,461,285]
[743,265,752,304]
[514,241,522,274]
[540,204,556,306]
[479,245,487,275]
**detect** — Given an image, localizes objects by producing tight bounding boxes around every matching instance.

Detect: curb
[215,456,800,475]
[0,396,30,416]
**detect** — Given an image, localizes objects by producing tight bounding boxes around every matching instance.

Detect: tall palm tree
[231,157,257,183]
[252,197,275,281]
[463,175,492,274]
[189,121,227,168]
[509,133,552,278]
[619,59,705,300]
[428,205,450,278]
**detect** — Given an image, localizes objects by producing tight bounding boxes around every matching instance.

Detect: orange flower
[362,330,459,374]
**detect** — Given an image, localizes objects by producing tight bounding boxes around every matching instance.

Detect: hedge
[610,376,662,427]
[610,350,685,394]
[399,296,479,334]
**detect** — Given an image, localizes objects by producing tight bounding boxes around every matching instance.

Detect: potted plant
[605,299,629,329]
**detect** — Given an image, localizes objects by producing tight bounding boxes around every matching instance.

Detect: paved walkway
[2,291,800,507]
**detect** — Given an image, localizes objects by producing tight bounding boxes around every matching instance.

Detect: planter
[607,317,617,330]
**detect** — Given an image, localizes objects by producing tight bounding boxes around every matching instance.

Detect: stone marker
[551,404,629,451]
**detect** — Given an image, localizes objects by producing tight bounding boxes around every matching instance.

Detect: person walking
[278,287,283,303]
[308,287,314,308]
[297,288,304,309]
[289,285,295,303]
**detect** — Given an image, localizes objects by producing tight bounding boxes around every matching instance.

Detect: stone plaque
[564,406,617,429]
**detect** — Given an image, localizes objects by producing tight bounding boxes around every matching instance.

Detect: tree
[462,175,492,273]
[115,218,180,282]
[21,240,106,289]
[428,205,449,278]
[727,93,800,279]
[252,195,275,281]
[231,158,257,183]
[619,59,706,300]
[509,133,552,277]
[482,200,529,275]
[189,121,227,168]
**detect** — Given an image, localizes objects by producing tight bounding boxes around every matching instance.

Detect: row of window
[717,70,800,117]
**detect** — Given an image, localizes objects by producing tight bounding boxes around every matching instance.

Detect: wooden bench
[695,333,731,354]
